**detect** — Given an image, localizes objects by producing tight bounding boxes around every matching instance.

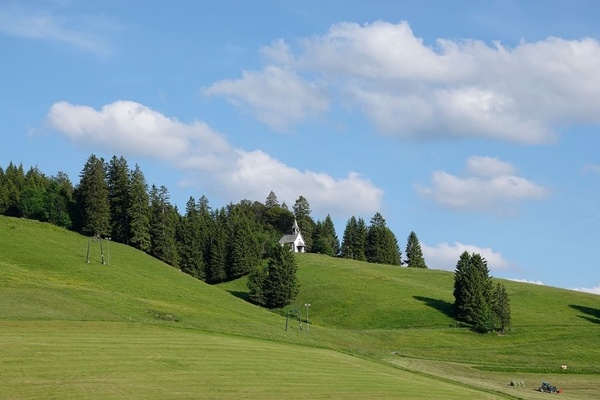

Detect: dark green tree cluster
[0,156,288,285]
[453,252,511,333]
[0,162,74,227]
[2,156,423,307]
[340,212,401,266]
[340,216,367,260]
[312,214,340,256]
[247,243,299,308]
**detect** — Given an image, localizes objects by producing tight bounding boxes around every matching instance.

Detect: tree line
[1,155,510,328]
[0,155,427,279]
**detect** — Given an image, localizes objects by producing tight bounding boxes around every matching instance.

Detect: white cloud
[203,66,329,132]
[507,278,545,286]
[416,156,548,212]
[582,163,600,175]
[466,156,516,177]
[47,101,232,165]
[571,285,600,295]
[208,20,600,142]
[46,100,381,216]
[421,241,512,272]
[0,5,115,54]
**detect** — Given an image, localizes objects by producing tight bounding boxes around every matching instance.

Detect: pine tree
[492,283,511,332]
[177,196,205,279]
[149,185,179,267]
[365,213,401,266]
[265,191,279,208]
[77,155,110,237]
[312,214,339,256]
[107,156,131,243]
[354,217,368,261]
[405,231,427,268]
[227,206,261,280]
[128,164,151,252]
[2,162,26,217]
[454,252,492,324]
[249,243,299,308]
[453,252,507,333]
[205,208,227,283]
[453,251,471,318]
[341,216,357,259]
[247,264,267,305]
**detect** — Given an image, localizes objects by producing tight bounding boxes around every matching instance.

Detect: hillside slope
[1,216,511,399]
[220,252,600,370]
[1,216,599,399]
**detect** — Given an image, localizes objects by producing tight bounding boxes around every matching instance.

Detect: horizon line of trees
[0,155,428,282]
[2,155,512,331]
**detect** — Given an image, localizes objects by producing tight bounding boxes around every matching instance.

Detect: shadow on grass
[413,296,455,319]
[569,304,600,324]
[227,290,252,303]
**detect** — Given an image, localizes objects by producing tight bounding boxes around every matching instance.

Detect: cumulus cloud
[421,241,512,272]
[416,156,548,212]
[466,155,517,177]
[0,5,116,54]
[571,285,600,295]
[203,66,329,131]
[207,20,600,142]
[46,100,381,216]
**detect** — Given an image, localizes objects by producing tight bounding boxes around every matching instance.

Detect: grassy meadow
[1,215,599,399]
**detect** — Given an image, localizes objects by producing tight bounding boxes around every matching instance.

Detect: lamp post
[304,303,311,333]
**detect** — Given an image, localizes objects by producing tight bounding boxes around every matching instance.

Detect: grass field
[1,216,599,399]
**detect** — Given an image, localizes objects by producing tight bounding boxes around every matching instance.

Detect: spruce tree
[205,208,227,283]
[177,196,205,279]
[341,216,357,259]
[2,162,26,217]
[453,252,508,333]
[107,156,131,243]
[227,206,261,279]
[365,213,401,266]
[149,185,179,267]
[265,191,279,208]
[261,243,299,308]
[405,231,427,268]
[77,155,110,237]
[313,214,339,256]
[492,283,511,332]
[128,164,151,252]
[247,264,267,305]
[353,217,368,261]
[453,251,471,319]
[340,215,368,260]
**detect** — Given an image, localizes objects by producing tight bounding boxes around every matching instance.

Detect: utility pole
[304,303,311,333]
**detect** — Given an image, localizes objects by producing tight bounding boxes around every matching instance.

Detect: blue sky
[1,0,599,294]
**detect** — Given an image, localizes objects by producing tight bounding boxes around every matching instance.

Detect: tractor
[538,382,561,393]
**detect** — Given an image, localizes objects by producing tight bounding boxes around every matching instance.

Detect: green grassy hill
[1,216,599,399]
